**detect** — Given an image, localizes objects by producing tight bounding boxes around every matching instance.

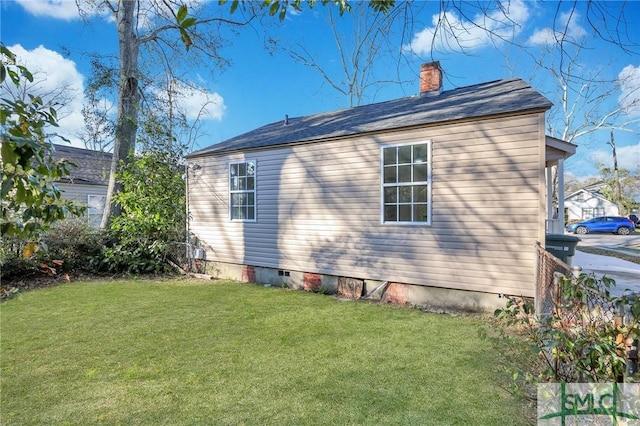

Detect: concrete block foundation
[203,261,507,312]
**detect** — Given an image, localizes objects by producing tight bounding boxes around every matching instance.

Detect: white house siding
[58,182,108,226]
[565,191,619,221]
[188,113,544,298]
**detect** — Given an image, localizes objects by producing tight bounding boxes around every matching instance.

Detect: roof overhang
[545,135,576,167]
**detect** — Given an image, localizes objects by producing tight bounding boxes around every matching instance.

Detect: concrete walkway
[572,250,640,295]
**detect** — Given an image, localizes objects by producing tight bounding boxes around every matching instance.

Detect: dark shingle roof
[188,77,552,158]
[52,144,112,185]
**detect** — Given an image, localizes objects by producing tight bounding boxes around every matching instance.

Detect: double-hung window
[87,194,106,228]
[229,161,256,221]
[382,142,431,224]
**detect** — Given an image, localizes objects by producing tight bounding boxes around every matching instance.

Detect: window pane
[384,187,397,203]
[398,165,411,182]
[247,207,255,220]
[232,207,241,220]
[238,177,246,190]
[248,192,254,206]
[398,145,412,164]
[230,164,238,177]
[230,177,238,191]
[384,166,396,184]
[238,163,246,176]
[414,185,427,202]
[414,204,427,222]
[247,176,255,190]
[399,186,412,203]
[413,164,428,182]
[384,205,397,221]
[399,205,412,221]
[246,162,255,176]
[383,147,396,165]
[88,195,105,210]
[413,144,428,163]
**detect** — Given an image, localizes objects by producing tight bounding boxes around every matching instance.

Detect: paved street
[568,233,640,296]
[571,232,640,248]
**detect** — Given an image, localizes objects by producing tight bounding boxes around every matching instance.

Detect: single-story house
[52,144,111,227]
[565,183,620,222]
[185,62,576,311]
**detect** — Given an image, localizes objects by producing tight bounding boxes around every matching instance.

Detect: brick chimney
[420,62,442,95]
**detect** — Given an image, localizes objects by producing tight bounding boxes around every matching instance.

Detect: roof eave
[186,106,551,159]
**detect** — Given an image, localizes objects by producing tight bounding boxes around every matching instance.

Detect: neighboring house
[565,183,620,222]
[185,62,576,311]
[52,144,112,227]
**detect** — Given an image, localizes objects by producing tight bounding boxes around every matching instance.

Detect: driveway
[569,233,640,296]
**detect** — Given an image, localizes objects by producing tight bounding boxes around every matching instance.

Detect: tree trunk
[100,0,140,228]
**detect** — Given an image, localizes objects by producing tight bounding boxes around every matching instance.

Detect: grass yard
[1,279,528,425]
[576,246,640,265]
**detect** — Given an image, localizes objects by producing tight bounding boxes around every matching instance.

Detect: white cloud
[7,44,88,147]
[528,10,587,46]
[590,143,640,171]
[153,81,226,122]
[618,64,640,117]
[405,0,529,55]
[15,0,84,20]
[14,0,208,28]
[6,45,224,150]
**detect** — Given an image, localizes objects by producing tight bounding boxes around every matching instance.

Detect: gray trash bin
[545,234,580,265]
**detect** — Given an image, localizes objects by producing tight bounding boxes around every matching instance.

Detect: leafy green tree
[76,0,395,229]
[597,162,640,214]
[102,151,185,273]
[1,45,83,251]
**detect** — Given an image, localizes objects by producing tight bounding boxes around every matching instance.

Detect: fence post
[534,242,542,315]
[623,296,639,380]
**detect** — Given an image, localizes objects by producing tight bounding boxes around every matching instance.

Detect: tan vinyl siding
[188,113,543,297]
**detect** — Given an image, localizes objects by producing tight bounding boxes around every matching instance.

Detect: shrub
[0,236,41,279]
[101,151,185,274]
[0,218,107,281]
[494,273,640,384]
[41,217,106,271]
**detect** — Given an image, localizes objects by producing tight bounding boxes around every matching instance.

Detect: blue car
[566,216,636,235]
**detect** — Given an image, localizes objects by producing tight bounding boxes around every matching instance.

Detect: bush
[494,273,640,384]
[100,151,185,274]
[100,234,178,274]
[0,236,41,279]
[41,217,106,271]
[0,218,106,280]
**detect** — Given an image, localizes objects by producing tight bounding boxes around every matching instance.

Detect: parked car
[566,216,636,235]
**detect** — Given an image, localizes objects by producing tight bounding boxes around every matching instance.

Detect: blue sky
[1,0,638,180]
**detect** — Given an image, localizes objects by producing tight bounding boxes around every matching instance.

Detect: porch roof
[545,136,576,167]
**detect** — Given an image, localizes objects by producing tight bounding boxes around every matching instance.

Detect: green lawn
[0,279,528,425]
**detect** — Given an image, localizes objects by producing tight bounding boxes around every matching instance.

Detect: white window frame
[380,141,432,225]
[229,160,257,222]
[87,194,106,228]
[582,207,604,220]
